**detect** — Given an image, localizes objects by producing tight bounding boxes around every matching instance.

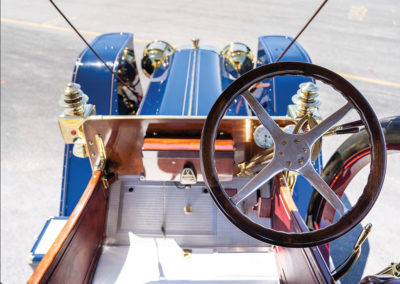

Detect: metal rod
[275,0,328,63]
[49,0,138,94]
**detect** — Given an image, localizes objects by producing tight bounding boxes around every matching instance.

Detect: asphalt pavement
[1,0,399,283]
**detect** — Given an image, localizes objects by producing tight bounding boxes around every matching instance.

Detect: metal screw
[184,205,193,214]
[91,153,96,157]
[282,140,288,145]
[88,140,93,146]
[303,147,307,153]
[298,159,304,165]
[286,161,292,167]
[294,138,300,144]
[278,152,284,157]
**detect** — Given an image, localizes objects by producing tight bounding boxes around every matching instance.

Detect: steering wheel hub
[274,133,311,171]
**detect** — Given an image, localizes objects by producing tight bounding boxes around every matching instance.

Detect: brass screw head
[286,161,292,167]
[303,147,307,153]
[298,159,304,165]
[184,205,193,214]
[282,140,288,145]
[294,138,300,144]
[192,38,200,49]
[278,152,284,157]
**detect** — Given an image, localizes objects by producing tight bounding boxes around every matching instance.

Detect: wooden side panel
[272,176,334,284]
[28,171,108,284]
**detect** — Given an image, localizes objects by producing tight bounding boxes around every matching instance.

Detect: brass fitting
[59,83,89,116]
[192,38,200,49]
[291,82,321,118]
[58,82,95,159]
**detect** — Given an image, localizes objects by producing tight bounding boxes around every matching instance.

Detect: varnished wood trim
[28,171,104,284]
[272,176,333,283]
[142,138,234,151]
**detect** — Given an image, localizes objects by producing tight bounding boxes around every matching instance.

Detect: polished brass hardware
[141,40,175,78]
[324,119,363,136]
[291,82,321,118]
[332,223,373,281]
[102,176,109,189]
[180,166,197,185]
[117,47,143,114]
[72,137,88,158]
[221,42,254,77]
[58,82,95,158]
[238,147,274,176]
[94,134,107,171]
[192,38,200,49]
[377,262,400,277]
[59,83,89,117]
[184,205,192,214]
[183,249,192,258]
[287,82,321,120]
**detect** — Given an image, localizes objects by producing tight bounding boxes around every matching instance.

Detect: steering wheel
[200,62,386,248]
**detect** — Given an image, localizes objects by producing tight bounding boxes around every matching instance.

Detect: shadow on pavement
[330,194,370,284]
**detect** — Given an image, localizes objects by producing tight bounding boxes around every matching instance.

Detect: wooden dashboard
[83,115,295,180]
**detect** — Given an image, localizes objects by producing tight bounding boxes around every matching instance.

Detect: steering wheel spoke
[305,102,353,145]
[231,158,281,205]
[201,62,385,247]
[243,91,283,139]
[299,162,348,216]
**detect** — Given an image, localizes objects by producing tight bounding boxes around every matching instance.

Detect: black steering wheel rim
[200,61,386,247]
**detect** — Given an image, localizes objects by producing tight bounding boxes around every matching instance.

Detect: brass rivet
[286,161,292,167]
[278,152,284,156]
[303,147,307,153]
[91,153,96,157]
[282,140,288,145]
[298,159,304,165]
[88,140,93,145]
[184,205,192,214]
[294,138,300,144]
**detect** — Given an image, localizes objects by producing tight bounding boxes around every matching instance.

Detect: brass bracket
[377,262,400,277]
[94,134,107,171]
[58,105,95,144]
[332,223,373,281]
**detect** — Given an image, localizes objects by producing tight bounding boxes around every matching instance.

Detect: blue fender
[60,33,135,216]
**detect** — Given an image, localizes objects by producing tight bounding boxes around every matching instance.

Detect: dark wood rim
[200,61,386,247]
[307,116,400,230]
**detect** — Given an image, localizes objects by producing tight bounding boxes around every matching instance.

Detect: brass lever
[377,262,400,277]
[332,223,372,281]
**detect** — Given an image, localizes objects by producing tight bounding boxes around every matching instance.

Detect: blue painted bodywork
[255,35,313,115]
[139,48,249,116]
[60,33,316,218]
[60,33,134,216]
[29,216,69,264]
